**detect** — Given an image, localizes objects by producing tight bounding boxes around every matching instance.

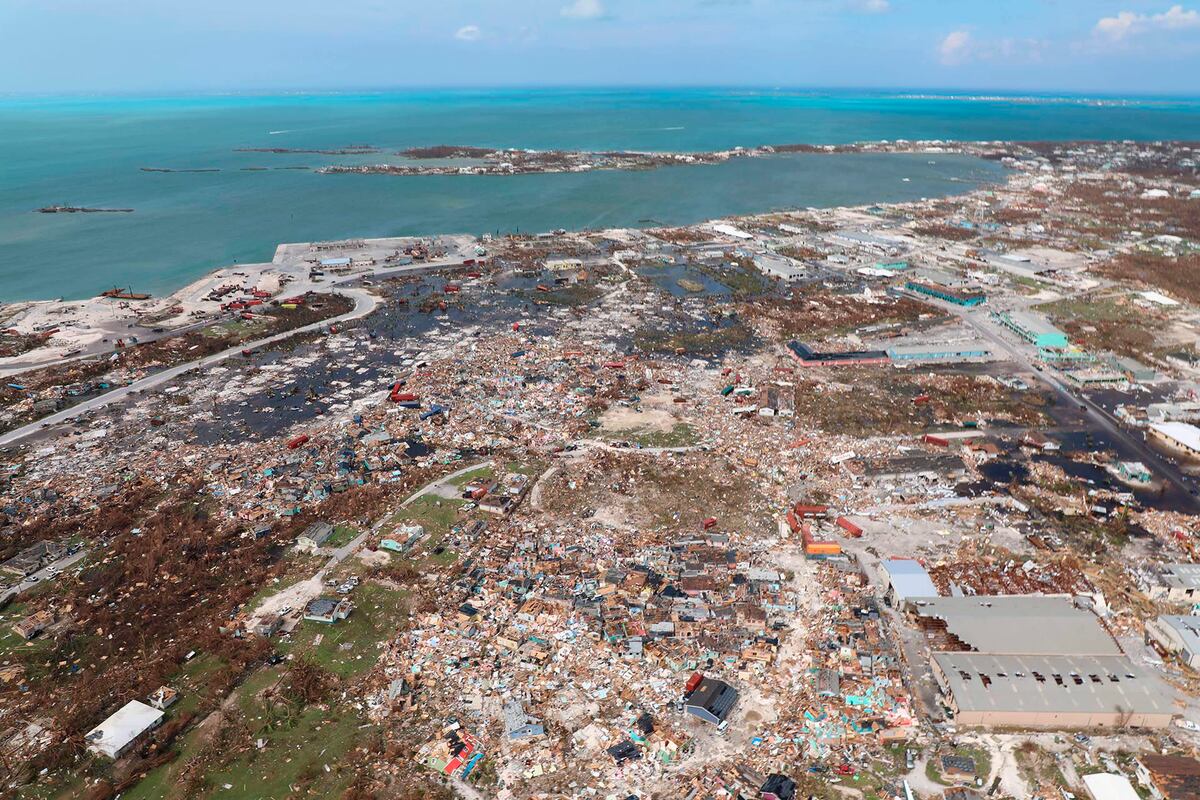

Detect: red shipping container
[286,434,310,449]
[836,516,864,538]
[792,504,829,517]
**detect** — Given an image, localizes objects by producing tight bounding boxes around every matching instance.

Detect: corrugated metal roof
[908,595,1122,656]
[933,653,1176,716]
[882,558,939,600]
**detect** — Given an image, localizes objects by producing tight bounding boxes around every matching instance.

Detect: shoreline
[0,133,1188,376]
[1,139,1011,307]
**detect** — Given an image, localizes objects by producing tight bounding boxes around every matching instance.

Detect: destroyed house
[502,701,544,740]
[683,675,739,725]
[147,686,179,710]
[1,540,64,577]
[1151,563,1200,603]
[1138,754,1200,800]
[1146,616,1200,669]
[12,609,53,640]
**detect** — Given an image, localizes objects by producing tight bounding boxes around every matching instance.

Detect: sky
[2,0,1199,95]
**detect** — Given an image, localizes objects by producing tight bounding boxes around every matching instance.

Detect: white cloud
[936,28,1047,66]
[561,0,606,20]
[454,24,482,41]
[938,29,972,65]
[851,0,890,13]
[1157,4,1200,27]
[1094,5,1200,41]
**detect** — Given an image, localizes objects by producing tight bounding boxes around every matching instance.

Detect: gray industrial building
[1147,563,1200,603]
[1145,615,1200,669]
[920,595,1177,730]
[906,595,1123,656]
[881,558,939,605]
[931,653,1176,729]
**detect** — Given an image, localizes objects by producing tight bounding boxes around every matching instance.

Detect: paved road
[941,301,1200,511]
[0,251,483,448]
[0,315,226,378]
[254,460,492,616]
[315,461,491,565]
[399,460,494,508]
[0,287,376,447]
[1,548,89,602]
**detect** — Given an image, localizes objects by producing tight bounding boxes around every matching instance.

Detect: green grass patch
[324,524,360,548]
[1036,296,1139,324]
[387,489,484,568]
[123,664,370,800]
[278,582,408,678]
[0,603,56,674]
[602,422,698,449]
[448,465,494,487]
[925,745,992,787]
[695,262,770,297]
[391,495,463,535]
[17,772,85,800]
[201,317,274,342]
[633,321,753,355]
[204,705,367,800]
[504,461,542,477]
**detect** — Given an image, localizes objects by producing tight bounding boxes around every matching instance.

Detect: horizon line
[3,84,1200,103]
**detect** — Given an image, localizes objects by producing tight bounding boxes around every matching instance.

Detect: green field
[324,524,360,548]
[279,582,409,678]
[601,422,699,449]
[447,464,494,487]
[122,665,374,800]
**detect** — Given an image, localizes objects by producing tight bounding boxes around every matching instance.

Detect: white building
[1146,615,1200,669]
[1148,422,1200,459]
[1082,772,1141,800]
[85,700,165,759]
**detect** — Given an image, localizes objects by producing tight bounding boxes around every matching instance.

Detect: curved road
[0,250,483,448]
[0,287,378,448]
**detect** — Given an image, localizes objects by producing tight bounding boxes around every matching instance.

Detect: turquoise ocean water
[3,88,1199,301]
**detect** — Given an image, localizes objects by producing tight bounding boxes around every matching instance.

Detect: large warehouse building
[915,595,1177,730]
[931,653,1176,729]
[906,595,1123,656]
